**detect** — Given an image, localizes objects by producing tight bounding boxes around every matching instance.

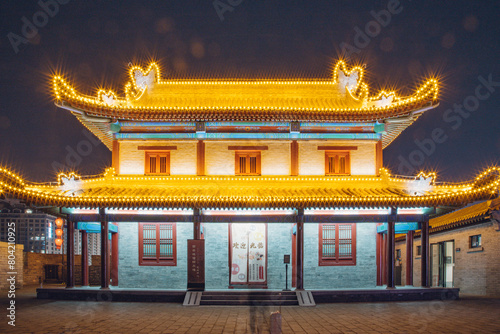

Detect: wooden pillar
[112,140,120,174]
[406,230,414,286]
[193,208,201,240]
[421,220,430,288]
[66,219,75,288]
[111,227,119,286]
[295,209,304,290]
[197,140,205,176]
[375,141,383,176]
[81,230,89,286]
[386,220,395,289]
[376,231,383,286]
[100,208,110,289]
[291,140,299,176]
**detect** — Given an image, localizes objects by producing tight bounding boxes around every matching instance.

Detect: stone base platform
[37,286,459,304]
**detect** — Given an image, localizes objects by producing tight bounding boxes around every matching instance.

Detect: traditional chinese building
[1,60,498,301]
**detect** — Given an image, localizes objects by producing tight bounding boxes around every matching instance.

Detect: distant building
[0,201,100,255]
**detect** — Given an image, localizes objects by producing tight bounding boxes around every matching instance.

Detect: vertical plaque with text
[187,239,205,290]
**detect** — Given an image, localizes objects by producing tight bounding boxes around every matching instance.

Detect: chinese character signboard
[187,239,205,290]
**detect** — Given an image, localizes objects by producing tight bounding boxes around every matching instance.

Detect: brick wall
[0,241,24,291]
[395,220,500,296]
[23,252,102,286]
[116,139,378,176]
[118,222,377,289]
[304,223,377,289]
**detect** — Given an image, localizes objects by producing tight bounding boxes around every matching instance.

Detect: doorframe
[228,223,268,287]
[430,239,455,288]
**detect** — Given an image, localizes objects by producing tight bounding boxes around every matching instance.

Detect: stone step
[201,294,297,301]
[203,291,296,296]
[200,299,298,306]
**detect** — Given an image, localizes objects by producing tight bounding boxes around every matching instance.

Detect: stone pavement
[1,286,500,333]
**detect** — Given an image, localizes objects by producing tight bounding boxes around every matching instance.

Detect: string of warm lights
[52,60,439,113]
[1,166,498,208]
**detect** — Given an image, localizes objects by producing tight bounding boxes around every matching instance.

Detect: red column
[66,219,75,288]
[421,220,430,288]
[111,227,119,286]
[100,208,110,289]
[81,230,89,286]
[386,221,395,289]
[406,230,414,286]
[295,209,304,290]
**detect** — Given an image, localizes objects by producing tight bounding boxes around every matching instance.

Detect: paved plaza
[1,286,500,333]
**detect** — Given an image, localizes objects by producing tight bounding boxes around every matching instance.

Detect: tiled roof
[52,60,439,150]
[1,167,498,210]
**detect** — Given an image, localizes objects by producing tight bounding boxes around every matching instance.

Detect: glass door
[229,223,267,286]
[444,241,455,287]
[430,241,455,287]
[431,243,443,287]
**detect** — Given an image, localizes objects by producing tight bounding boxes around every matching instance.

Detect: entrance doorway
[431,240,455,287]
[229,223,267,286]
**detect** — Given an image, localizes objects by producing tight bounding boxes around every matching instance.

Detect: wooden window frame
[235,151,261,176]
[416,245,422,256]
[319,223,356,266]
[469,234,481,249]
[325,151,351,176]
[145,151,170,175]
[138,223,177,266]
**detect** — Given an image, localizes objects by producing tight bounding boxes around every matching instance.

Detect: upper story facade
[52,60,439,178]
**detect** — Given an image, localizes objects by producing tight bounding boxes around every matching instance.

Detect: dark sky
[0,0,499,182]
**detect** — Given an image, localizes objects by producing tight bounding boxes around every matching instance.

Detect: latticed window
[145,152,170,175]
[235,151,261,175]
[139,223,176,266]
[325,151,350,175]
[319,224,356,266]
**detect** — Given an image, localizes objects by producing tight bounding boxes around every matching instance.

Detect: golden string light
[52,60,439,114]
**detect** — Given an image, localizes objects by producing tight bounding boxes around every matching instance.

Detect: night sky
[0,0,499,182]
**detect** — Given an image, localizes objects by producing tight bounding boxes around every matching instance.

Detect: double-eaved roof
[53,61,439,150]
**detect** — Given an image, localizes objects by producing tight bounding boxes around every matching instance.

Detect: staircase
[199,290,298,306]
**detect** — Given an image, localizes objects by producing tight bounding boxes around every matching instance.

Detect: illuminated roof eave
[1,166,498,210]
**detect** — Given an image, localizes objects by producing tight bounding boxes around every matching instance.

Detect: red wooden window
[139,223,176,266]
[235,151,261,175]
[325,151,350,175]
[319,224,356,266]
[145,152,170,175]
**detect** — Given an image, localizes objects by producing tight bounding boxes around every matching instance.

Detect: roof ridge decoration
[53,60,438,113]
[1,166,498,209]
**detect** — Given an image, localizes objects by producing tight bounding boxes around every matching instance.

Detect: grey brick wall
[118,222,191,289]
[303,223,377,289]
[118,222,377,289]
[395,220,500,296]
[204,223,229,289]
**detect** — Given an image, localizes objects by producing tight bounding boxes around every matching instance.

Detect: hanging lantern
[54,218,64,249]
[55,218,64,228]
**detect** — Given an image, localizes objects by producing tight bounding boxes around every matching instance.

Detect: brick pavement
[1,286,500,333]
